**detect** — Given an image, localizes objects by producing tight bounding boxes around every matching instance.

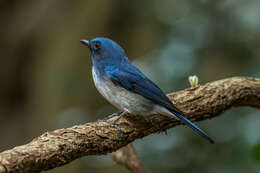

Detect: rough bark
[0,77,259,173]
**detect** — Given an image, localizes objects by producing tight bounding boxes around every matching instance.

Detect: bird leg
[107,111,123,119]
[98,111,122,122]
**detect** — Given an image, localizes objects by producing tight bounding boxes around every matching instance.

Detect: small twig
[111,144,147,173]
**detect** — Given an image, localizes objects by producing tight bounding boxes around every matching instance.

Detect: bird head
[80,37,126,65]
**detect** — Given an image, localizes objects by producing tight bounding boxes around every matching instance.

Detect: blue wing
[106,65,214,144]
[106,65,173,108]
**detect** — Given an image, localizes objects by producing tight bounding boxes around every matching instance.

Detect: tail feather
[170,110,214,144]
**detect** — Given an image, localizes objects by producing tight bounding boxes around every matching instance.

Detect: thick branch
[0,77,259,173]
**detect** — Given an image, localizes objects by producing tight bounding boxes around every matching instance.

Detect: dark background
[0,0,260,173]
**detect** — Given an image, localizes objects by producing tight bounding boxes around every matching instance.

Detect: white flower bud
[189,75,199,87]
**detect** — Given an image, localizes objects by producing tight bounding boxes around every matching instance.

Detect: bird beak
[80,40,90,48]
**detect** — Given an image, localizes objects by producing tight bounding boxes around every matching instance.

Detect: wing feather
[106,65,183,114]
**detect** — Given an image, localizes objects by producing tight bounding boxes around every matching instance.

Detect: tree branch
[0,77,259,173]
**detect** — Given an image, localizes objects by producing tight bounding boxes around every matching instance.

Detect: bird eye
[93,42,101,50]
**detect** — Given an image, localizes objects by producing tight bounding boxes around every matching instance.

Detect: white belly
[92,67,153,114]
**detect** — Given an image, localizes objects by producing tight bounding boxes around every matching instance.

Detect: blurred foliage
[0,0,260,173]
[253,140,260,163]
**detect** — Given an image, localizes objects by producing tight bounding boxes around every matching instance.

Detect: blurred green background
[0,0,260,173]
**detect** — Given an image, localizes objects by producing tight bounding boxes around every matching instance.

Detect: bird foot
[106,119,123,132]
[105,111,127,133]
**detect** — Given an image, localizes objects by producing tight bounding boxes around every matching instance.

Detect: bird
[80,37,214,144]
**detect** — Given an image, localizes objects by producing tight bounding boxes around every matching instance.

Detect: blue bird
[80,37,214,144]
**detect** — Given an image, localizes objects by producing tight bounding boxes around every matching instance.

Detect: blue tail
[171,110,214,144]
